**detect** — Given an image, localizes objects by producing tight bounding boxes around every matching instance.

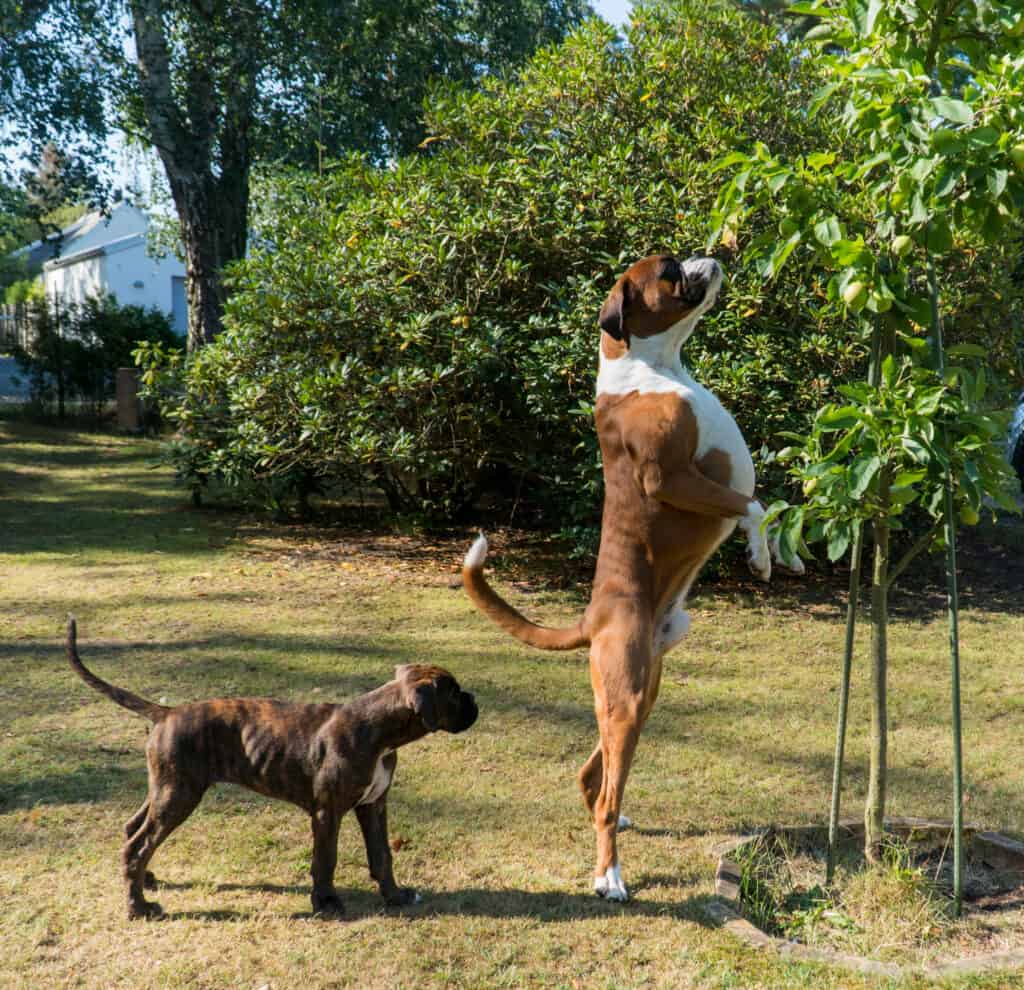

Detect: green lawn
[2,420,1023,989]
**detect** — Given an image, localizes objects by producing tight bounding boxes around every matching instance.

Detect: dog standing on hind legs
[463,254,802,902]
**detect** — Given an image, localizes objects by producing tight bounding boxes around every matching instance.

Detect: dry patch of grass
[2,420,1024,989]
[733,832,1024,967]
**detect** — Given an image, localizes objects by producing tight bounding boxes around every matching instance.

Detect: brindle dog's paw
[143,870,157,890]
[311,891,346,917]
[127,899,164,920]
[385,887,421,907]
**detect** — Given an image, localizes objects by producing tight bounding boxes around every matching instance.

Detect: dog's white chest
[357,750,394,805]
[597,344,755,496]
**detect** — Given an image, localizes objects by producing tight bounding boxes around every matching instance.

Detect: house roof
[43,232,146,270]
[11,202,147,268]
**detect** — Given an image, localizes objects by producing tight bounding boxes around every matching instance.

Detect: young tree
[714,0,1024,890]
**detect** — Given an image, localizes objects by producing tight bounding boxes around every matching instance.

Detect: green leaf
[827,525,851,562]
[930,97,974,125]
[925,217,953,254]
[934,165,960,199]
[814,217,842,247]
[778,506,805,565]
[849,0,884,36]
[817,406,863,431]
[804,22,834,42]
[765,231,801,278]
[987,168,1008,198]
[848,454,881,497]
[893,469,927,488]
[946,343,987,359]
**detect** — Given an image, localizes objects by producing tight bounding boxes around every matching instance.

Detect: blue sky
[593,0,634,26]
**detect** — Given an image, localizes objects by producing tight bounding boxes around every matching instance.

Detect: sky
[593,0,634,26]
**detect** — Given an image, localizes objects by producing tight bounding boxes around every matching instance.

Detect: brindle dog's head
[395,664,478,733]
[598,254,724,349]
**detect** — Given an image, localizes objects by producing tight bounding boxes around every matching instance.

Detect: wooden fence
[0,303,38,351]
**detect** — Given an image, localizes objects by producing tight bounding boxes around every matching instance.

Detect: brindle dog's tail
[66,616,169,721]
[461,534,590,651]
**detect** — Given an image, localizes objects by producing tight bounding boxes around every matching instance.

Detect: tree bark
[129,0,254,352]
[865,470,891,863]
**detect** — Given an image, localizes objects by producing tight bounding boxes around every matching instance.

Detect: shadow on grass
[159,887,727,925]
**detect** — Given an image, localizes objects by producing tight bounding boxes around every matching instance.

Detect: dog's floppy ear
[598,279,631,345]
[412,682,439,731]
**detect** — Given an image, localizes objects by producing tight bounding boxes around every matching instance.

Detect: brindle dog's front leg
[310,807,344,916]
[355,800,419,906]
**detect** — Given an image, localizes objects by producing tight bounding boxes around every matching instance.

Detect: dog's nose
[456,693,479,732]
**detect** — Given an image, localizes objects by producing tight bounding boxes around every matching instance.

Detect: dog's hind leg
[122,785,203,919]
[580,747,633,833]
[124,799,149,837]
[588,618,655,903]
[124,800,158,889]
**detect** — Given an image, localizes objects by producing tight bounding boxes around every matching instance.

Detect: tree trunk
[129,0,254,353]
[170,171,249,352]
[865,471,891,863]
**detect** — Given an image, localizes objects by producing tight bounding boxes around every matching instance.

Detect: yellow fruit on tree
[891,234,913,257]
[959,505,980,526]
[842,280,868,311]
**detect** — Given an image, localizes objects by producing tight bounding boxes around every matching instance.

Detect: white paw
[747,540,771,582]
[617,815,633,831]
[654,606,690,657]
[594,863,629,902]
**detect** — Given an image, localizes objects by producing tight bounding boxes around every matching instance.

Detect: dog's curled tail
[462,534,589,651]
[66,616,169,722]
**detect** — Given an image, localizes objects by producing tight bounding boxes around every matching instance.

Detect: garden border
[708,818,1024,979]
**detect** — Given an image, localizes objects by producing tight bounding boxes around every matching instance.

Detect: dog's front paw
[384,887,421,907]
[594,864,629,902]
[746,540,771,583]
[311,891,346,917]
[127,898,164,920]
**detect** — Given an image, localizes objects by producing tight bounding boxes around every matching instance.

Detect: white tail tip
[463,532,489,570]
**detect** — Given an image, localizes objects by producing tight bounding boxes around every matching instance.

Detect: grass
[2,419,1024,989]
[730,831,1019,966]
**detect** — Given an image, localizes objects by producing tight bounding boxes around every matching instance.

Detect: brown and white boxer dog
[463,254,800,901]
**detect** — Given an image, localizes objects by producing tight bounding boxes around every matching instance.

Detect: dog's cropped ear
[599,279,631,345]
[412,682,439,731]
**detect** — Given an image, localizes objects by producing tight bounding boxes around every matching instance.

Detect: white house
[22,202,188,334]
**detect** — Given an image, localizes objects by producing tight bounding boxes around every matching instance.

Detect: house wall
[100,242,187,321]
[44,237,187,334]
[45,254,105,307]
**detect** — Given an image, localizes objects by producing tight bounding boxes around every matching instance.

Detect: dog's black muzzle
[452,692,478,733]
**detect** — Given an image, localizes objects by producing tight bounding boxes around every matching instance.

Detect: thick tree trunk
[129,0,253,352]
[865,472,891,863]
[169,170,249,352]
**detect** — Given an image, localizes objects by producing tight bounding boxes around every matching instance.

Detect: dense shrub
[148,0,1023,530]
[15,294,179,419]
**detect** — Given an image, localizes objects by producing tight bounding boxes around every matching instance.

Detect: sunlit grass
[2,420,1023,988]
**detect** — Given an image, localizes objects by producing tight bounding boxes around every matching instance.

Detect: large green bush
[147,0,1022,529]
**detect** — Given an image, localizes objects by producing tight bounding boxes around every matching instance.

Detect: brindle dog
[66,617,477,919]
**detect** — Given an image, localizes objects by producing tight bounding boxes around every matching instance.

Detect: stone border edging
[710,818,1024,979]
